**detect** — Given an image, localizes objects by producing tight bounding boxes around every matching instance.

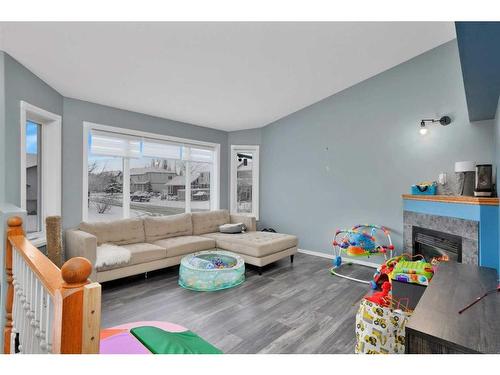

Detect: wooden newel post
[52,257,99,353]
[4,216,24,354]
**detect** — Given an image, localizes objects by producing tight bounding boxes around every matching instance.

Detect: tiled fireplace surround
[402,195,499,272]
[403,211,478,264]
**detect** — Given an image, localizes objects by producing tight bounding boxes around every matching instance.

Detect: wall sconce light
[419,116,452,135]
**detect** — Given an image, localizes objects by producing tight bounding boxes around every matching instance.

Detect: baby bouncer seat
[330,224,394,287]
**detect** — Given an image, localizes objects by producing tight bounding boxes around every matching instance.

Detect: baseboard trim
[297,248,379,269]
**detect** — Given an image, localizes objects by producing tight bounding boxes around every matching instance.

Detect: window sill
[27,235,47,248]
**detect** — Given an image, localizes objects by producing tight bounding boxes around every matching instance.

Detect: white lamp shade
[455,161,476,172]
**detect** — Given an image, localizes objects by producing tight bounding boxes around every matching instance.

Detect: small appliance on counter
[474,164,493,197]
[455,161,476,196]
[410,182,437,195]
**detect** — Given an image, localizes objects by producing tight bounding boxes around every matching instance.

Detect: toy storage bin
[410,183,437,195]
[355,299,411,354]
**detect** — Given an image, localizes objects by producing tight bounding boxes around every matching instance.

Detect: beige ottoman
[201,231,298,274]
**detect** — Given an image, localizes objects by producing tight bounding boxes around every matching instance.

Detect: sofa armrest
[65,229,98,281]
[230,214,257,232]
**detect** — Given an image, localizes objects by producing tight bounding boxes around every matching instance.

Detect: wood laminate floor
[101,253,374,353]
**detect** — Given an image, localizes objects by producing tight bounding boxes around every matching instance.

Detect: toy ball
[333,256,342,268]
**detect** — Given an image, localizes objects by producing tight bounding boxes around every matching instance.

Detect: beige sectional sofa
[65,210,298,283]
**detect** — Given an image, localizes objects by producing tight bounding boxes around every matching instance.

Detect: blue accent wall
[455,22,500,122]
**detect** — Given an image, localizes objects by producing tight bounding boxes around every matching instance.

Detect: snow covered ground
[87,196,210,222]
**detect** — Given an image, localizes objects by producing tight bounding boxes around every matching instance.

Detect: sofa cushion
[201,231,298,258]
[80,218,145,245]
[219,223,245,234]
[191,210,230,235]
[153,236,216,258]
[144,213,193,242]
[120,243,167,266]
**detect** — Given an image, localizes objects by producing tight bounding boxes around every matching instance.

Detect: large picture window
[83,123,219,221]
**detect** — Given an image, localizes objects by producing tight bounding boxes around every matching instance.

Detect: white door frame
[230,145,259,220]
[20,101,62,242]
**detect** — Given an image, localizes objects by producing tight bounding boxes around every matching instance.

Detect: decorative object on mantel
[437,172,447,186]
[436,172,455,195]
[455,161,476,196]
[474,164,494,197]
[410,181,436,195]
[418,115,452,135]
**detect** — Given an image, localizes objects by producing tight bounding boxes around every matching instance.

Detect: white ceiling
[0,22,456,131]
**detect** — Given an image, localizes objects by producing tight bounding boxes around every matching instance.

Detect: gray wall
[62,98,229,229]
[230,40,495,256]
[0,51,229,231]
[1,40,497,260]
[228,128,262,146]
[3,53,64,206]
[0,52,5,204]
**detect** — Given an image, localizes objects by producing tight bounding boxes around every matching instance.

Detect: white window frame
[20,101,62,246]
[82,122,220,221]
[230,145,260,220]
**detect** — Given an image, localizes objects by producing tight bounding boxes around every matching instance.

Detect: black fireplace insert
[412,226,462,263]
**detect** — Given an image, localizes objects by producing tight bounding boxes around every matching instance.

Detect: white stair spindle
[46,297,52,353]
[18,255,26,354]
[10,249,18,354]
[39,287,47,353]
[33,278,41,354]
[27,271,33,354]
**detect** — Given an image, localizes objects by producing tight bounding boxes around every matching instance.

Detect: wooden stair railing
[3,216,101,354]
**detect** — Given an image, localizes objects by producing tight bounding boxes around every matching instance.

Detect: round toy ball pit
[179,250,245,291]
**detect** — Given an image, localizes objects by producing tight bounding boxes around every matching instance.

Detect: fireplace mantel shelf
[402,194,499,206]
